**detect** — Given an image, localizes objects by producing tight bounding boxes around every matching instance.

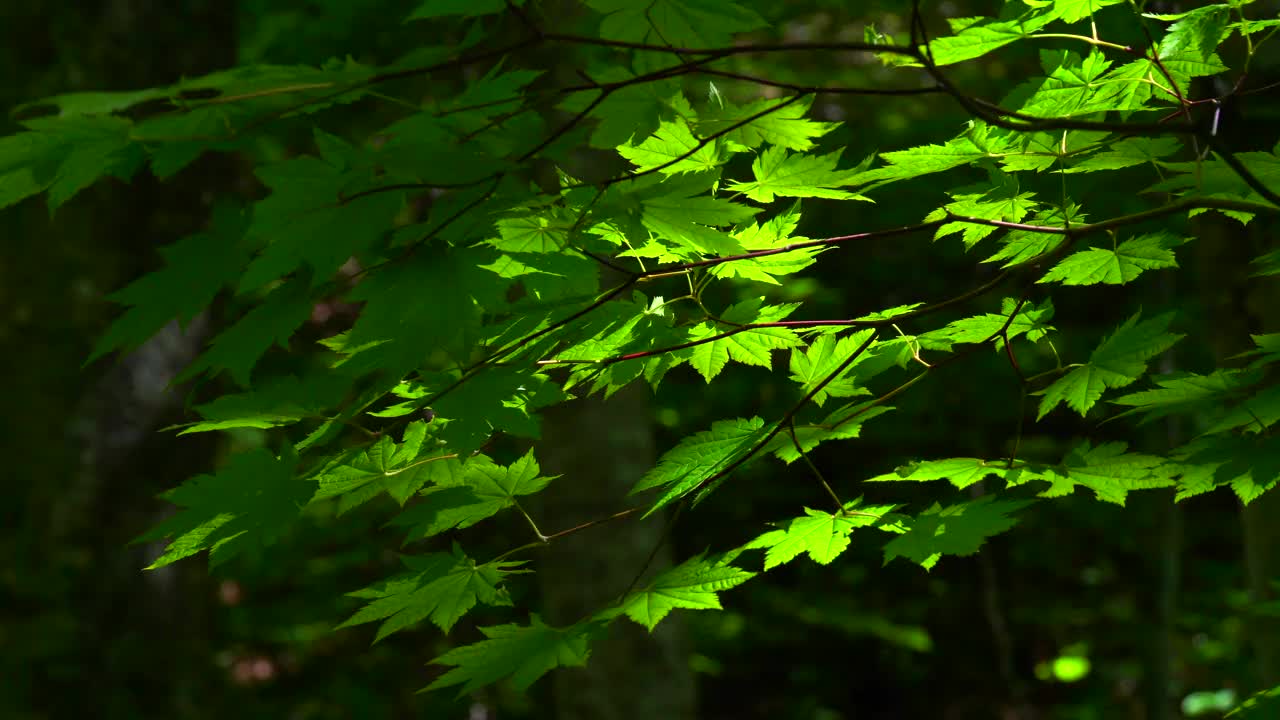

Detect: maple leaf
[604,553,755,630]
[135,446,308,569]
[983,204,1081,268]
[867,457,1011,490]
[1034,441,1174,505]
[727,147,870,203]
[617,116,721,175]
[926,171,1039,249]
[929,297,1055,349]
[1038,313,1183,418]
[176,370,351,435]
[1039,232,1183,286]
[1064,137,1181,173]
[237,132,405,292]
[698,96,839,151]
[1110,368,1262,426]
[89,203,251,362]
[587,0,766,48]
[883,496,1034,570]
[631,417,772,514]
[10,115,144,211]
[768,402,894,464]
[745,501,901,570]
[389,450,556,541]
[178,277,314,387]
[336,246,496,378]
[686,298,803,382]
[922,12,1056,66]
[852,135,992,186]
[427,615,606,694]
[787,330,876,406]
[339,545,524,640]
[710,202,819,285]
[311,421,452,513]
[1179,435,1280,504]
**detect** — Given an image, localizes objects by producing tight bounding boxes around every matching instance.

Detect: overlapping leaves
[12,0,1278,702]
[339,546,524,641]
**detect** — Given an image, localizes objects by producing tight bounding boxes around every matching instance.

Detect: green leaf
[787,330,876,406]
[605,553,755,629]
[1038,232,1182,286]
[1038,312,1184,418]
[698,96,839,152]
[883,496,1034,570]
[1203,383,1280,436]
[923,12,1055,66]
[924,165,1038,249]
[135,446,308,569]
[1042,0,1126,23]
[686,298,803,382]
[1226,685,1280,718]
[710,203,819,285]
[617,116,722,175]
[769,403,894,464]
[177,370,351,435]
[180,278,315,387]
[238,140,405,291]
[1240,333,1280,366]
[1179,434,1280,504]
[726,147,870,203]
[339,546,522,640]
[89,203,251,362]
[745,501,900,570]
[643,191,757,238]
[1253,248,1280,276]
[337,246,496,378]
[1154,5,1229,62]
[389,451,556,541]
[587,0,767,48]
[867,457,1011,490]
[1111,368,1261,425]
[631,417,771,509]
[560,68,677,149]
[427,615,605,694]
[1063,137,1182,173]
[438,64,543,125]
[1017,49,1120,117]
[983,204,1080,267]
[44,117,143,209]
[13,116,144,212]
[1148,151,1280,205]
[427,369,565,456]
[312,422,449,511]
[929,297,1055,348]
[853,134,993,186]
[1035,441,1174,505]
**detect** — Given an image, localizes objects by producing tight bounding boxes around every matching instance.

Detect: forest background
[2,1,1279,719]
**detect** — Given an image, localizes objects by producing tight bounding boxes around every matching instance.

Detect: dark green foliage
[6,0,1280,712]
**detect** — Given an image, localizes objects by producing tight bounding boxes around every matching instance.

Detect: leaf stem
[512,499,548,542]
[787,419,843,511]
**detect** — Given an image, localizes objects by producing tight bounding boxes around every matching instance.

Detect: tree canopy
[4,0,1280,717]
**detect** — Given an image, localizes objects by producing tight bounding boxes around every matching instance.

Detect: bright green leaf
[1038,312,1183,418]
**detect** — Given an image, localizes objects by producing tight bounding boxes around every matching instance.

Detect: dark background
[2,1,1279,718]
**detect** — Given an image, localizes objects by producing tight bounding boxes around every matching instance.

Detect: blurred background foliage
[2,1,1279,718]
